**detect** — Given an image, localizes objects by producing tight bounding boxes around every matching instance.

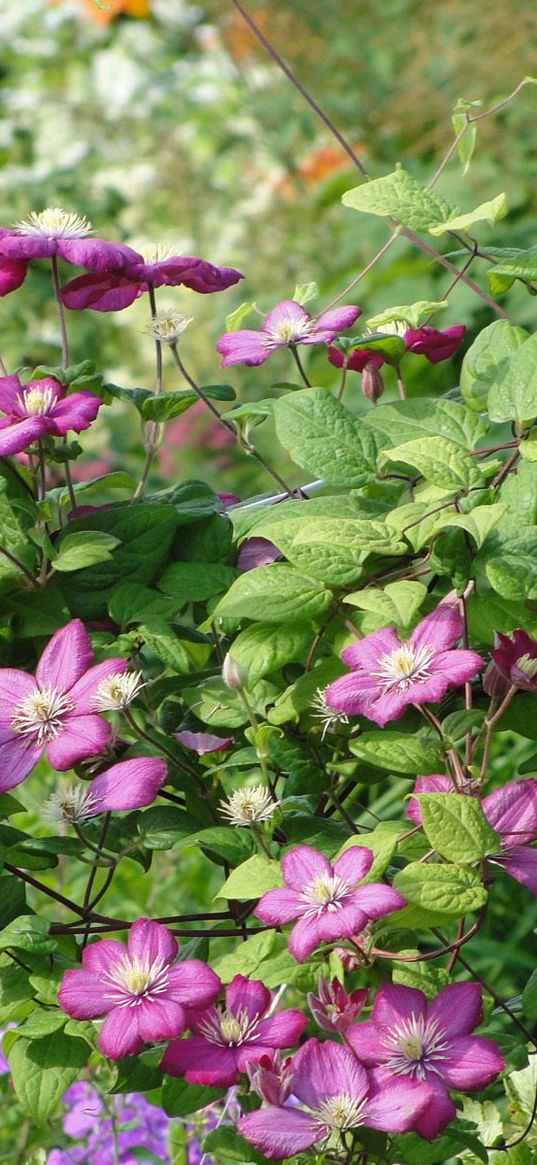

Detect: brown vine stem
[0,544,38,587]
[371,903,487,963]
[479,684,517,782]
[229,0,511,321]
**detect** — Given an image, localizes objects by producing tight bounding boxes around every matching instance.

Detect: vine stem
[170,343,295,494]
[290,345,312,386]
[479,685,517,781]
[0,544,38,587]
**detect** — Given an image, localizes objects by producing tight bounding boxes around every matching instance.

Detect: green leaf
[212,930,277,982]
[138,620,191,673]
[161,1075,225,1118]
[522,968,537,1020]
[17,1011,66,1039]
[452,106,477,174]
[226,301,255,330]
[440,503,506,548]
[0,916,56,955]
[393,862,488,915]
[460,320,529,412]
[418,793,501,862]
[429,192,508,235]
[379,435,483,490]
[273,386,382,487]
[342,166,456,231]
[343,581,427,629]
[158,561,237,602]
[482,528,537,600]
[293,281,318,307]
[136,808,204,851]
[53,530,120,572]
[141,390,198,421]
[267,657,345,726]
[349,731,443,774]
[366,301,447,330]
[229,622,311,683]
[203,1127,271,1164]
[345,333,406,363]
[485,245,537,295]
[216,854,283,900]
[252,516,405,588]
[7,1030,88,1120]
[110,1054,164,1094]
[213,564,332,623]
[488,331,537,425]
[365,397,488,450]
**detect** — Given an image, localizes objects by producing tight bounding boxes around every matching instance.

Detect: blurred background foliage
[1,0,537,492]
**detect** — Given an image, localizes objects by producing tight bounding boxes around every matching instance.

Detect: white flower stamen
[316,1092,367,1132]
[302,872,351,915]
[373,643,436,694]
[381,1014,450,1081]
[93,672,145,712]
[265,311,315,347]
[14,208,93,239]
[43,784,100,826]
[197,1005,260,1047]
[311,688,349,739]
[17,385,57,416]
[11,685,74,745]
[135,242,177,264]
[515,653,537,679]
[147,310,193,345]
[220,785,277,827]
[102,954,170,1007]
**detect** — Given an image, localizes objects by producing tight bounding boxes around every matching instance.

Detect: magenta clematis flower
[328,324,465,371]
[217,299,361,367]
[58,918,221,1060]
[0,375,101,456]
[174,730,233,754]
[160,974,306,1087]
[0,619,128,790]
[307,976,368,1035]
[0,229,28,297]
[325,603,483,727]
[487,629,537,692]
[0,209,140,279]
[85,757,168,814]
[238,1037,434,1159]
[347,981,504,1139]
[254,844,404,962]
[61,247,243,313]
[407,775,537,896]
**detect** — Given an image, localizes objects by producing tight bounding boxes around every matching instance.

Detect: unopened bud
[307,976,367,1034]
[222,652,248,691]
[361,361,385,402]
[483,659,510,699]
[246,1052,293,1105]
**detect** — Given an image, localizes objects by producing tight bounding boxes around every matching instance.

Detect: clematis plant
[61,246,244,312]
[216,298,361,366]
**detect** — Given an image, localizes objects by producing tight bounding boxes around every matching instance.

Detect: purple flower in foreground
[0,208,139,276]
[61,245,243,312]
[347,981,504,1139]
[238,1037,433,1159]
[58,918,220,1060]
[325,603,483,727]
[328,324,465,372]
[254,844,404,962]
[217,299,361,367]
[0,619,127,789]
[161,974,306,1086]
[174,730,234,754]
[0,375,101,456]
[407,775,537,896]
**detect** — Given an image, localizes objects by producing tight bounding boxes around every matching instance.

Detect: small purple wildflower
[217,299,361,367]
[161,974,306,1087]
[58,918,221,1060]
[0,619,128,790]
[347,981,504,1139]
[47,1082,171,1164]
[254,843,404,962]
[238,1037,433,1159]
[325,602,483,727]
[0,375,101,456]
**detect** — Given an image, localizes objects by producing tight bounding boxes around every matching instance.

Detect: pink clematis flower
[61,247,244,312]
[174,730,233,754]
[407,775,537,896]
[0,209,140,281]
[238,1037,434,1159]
[346,981,504,1139]
[324,603,483,727]
[0,375,101,456]
[254,844,404,962]
[328,324,465,371]
[217,299,361,367]
[485,629,537,694]
[58,918,220,1060]
[0,619,128,790]
[160,974,306,1087]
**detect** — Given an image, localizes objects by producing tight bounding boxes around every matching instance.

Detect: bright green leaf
[216,854,283,900]
[429,193,508,235]
[393,862,488,915]
[342,166,456,232]
[418,793,501,863]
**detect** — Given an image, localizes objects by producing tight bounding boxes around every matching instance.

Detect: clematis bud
[483,658,511,699]
[361,360,385,402]
[246,1051,294,1105]
[222,652,248,691]
[490,629,537,691]
[307,976,367,1034]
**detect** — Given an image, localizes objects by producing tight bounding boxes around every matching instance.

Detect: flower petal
[287,915,322,962]
[346,1019,386,1065]
[58,969,110,1019]
[0,670,37,724]
[62,272,141,312]
[238,1107,319,1159]
[254,1009,307,1049]
[292,1037,369,1109]
[482,779,537,847]
[493,845,537,895]
[45,714,111,770]
[412,1080,456,1139]
[68,658,128,714]
[254,888,303,925]
[0,416,48,455]
[315,900,369,944]
[372,983,427,1027]
[427,981,482,1038]
[216,329,270,367]
[136,997,187,1043]
[47,391,101,435]
[161,1036,239,1085]
[440,1035,504,1090]
[312,305,362,337]
[59,238,142,272]
[81,939,126,977]
[341,627,402,670]
[166,961,221,1008]
[98,1007,144,1060]
[333,845,374,885]
[281,845,332,891]
[36,618,93,692]
[365,1078,435,1134]
[350,884,406,920]
[226,975,271,1023]
[263,300,312,333]
[0,731,42,790]
[88,757,168,812]
[409,605,464,652]
[127,918,177,966]
[0,375,25,414]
